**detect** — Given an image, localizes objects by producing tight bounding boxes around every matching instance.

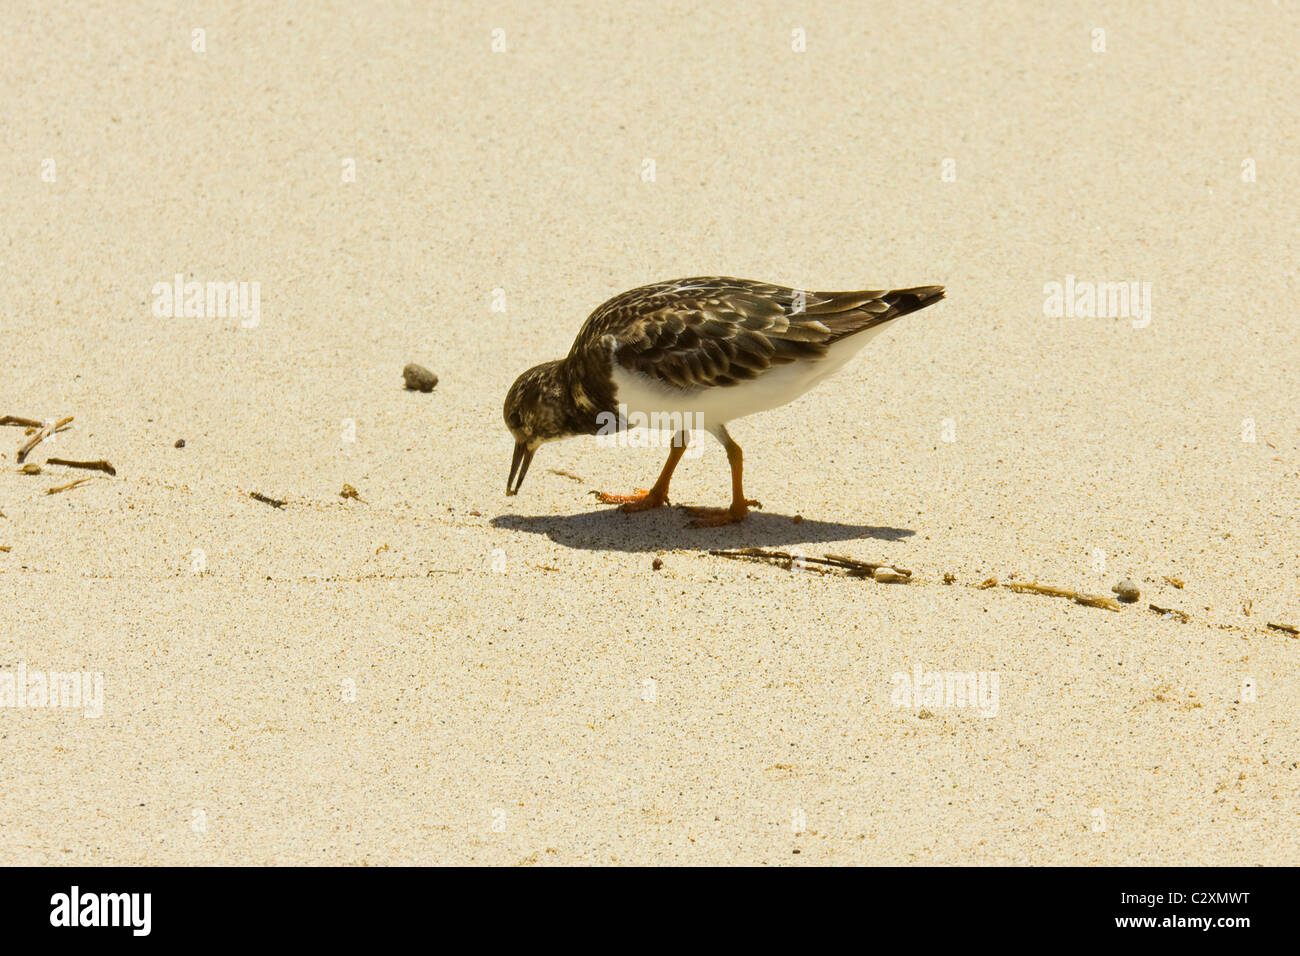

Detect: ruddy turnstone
[504,277,944,525]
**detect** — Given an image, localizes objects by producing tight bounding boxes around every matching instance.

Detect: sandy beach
[2,0,1297,865]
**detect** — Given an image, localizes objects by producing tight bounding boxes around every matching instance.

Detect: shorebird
[504,277,944,525]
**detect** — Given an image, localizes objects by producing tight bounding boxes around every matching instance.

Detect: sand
[2,0,1297,865]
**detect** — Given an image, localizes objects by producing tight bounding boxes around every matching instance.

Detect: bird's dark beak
[506,442,534,496]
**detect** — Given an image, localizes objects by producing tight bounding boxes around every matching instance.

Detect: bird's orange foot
[593,488,668,512]
[686,499,761,527]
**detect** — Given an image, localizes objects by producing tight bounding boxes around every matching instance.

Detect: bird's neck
[547,359,606,436]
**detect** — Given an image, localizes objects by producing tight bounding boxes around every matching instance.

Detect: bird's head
[503,361,577,495]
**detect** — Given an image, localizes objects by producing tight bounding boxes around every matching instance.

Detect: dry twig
[17,416,73,463]
[548,469,586,483]
[1150,603,1191,623]
[46,457,116,476]
[1003,581,1121,611]
[47,477,93,495]
[709,548,911,580]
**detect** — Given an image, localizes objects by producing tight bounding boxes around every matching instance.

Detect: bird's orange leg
[687,427,761,527]
[595,431,688,512]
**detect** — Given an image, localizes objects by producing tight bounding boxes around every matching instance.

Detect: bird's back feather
[568,277,944,396]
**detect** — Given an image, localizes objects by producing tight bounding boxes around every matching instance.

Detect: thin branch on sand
[46,458,116,476]
[710,548,836,574]
[47,477,94,495]
[1150,603,1191,623]
[17,416,73,463]
[709,548,911,581]
[1002,581,1121,611]
[548,468,586,483]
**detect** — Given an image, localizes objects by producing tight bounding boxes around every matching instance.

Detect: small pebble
[873,566,908,584]
[174,439,186,448]
[403,363,438,392]
[20,464,41,475]
[340,484,360,500]
[943,572,956,585]
[652,557,663,571]
[1113,579,1140,603]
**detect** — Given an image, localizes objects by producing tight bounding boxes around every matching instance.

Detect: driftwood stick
[17,416,73,463]
[711,547,838,570]
[249,491,286,508]
[709,548,910,580]
[1149,603,1191,623]
[0,416,44,428]
[709,548,831,573]
[825,553,912,578]
[46,477,93,495]
[1003,581,1122,611]
[46,457,116,476]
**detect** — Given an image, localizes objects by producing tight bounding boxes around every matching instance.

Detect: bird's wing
[573,277,941,391]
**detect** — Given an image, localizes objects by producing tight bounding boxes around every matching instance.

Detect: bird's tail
[802,284,946,342]
[881,285,945,318]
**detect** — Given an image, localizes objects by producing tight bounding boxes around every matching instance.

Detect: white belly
[608,327,888,431]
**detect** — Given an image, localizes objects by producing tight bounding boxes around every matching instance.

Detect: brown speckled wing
[570,277,943,393]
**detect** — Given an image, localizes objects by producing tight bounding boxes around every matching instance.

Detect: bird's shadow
[491,505,914,554]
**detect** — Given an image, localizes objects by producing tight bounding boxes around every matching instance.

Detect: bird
[503,276,944,526]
